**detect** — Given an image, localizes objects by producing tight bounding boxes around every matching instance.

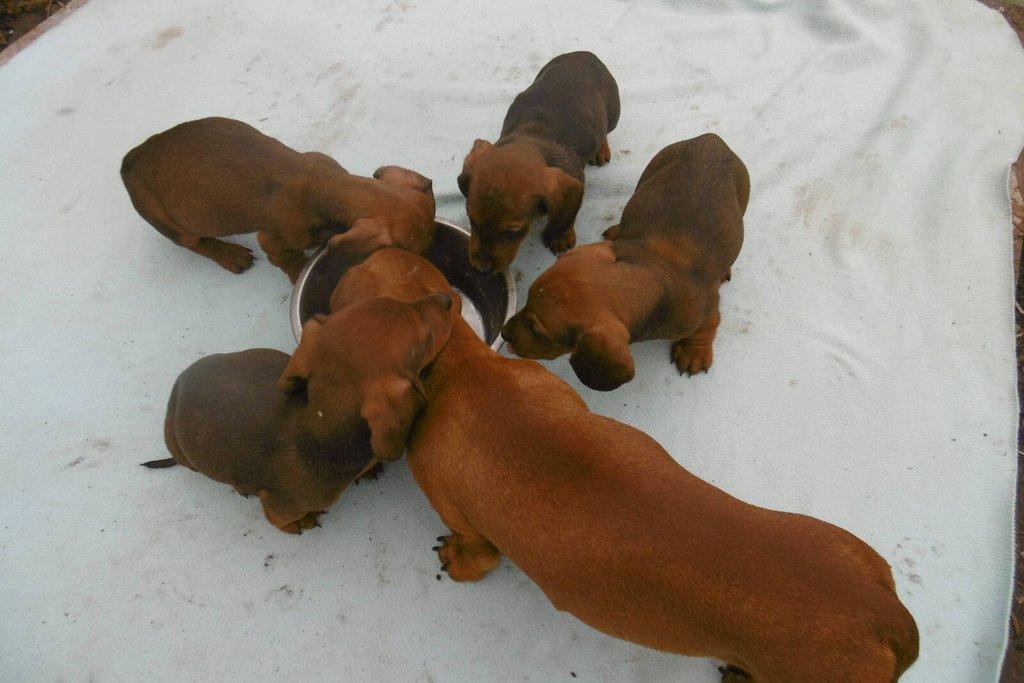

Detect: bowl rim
[289,216,517,351]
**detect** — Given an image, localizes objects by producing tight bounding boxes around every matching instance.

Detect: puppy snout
[469,253,496,274]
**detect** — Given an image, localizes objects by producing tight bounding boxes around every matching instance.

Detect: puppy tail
[140,457,178,469]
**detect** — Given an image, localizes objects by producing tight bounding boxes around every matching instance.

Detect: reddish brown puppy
[458,51,619,274]
[502,134,748,391]
[316,250,919,681]
[411,319,918,682]
[121,117,436,281]
[143,293,454,534]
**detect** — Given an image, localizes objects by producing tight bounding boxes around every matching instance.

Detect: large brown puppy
[502,134,748,391]
[121,117,436,281]
[457,51,619,274]
[143,293,453,533]
[318,251,919,681]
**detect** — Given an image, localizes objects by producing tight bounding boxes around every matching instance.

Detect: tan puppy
[458,52,619,274]
[502,134,748,391]
[121,117,436,281]
[143,293,454,533]
[316,250,919,680]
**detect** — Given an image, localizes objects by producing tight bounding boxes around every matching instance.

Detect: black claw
[441,562,451,572]
[436,536,447,542]
[432,546,441,551]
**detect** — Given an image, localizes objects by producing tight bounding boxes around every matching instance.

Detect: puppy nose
[470,257,495,275]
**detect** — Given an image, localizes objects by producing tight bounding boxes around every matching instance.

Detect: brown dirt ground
[3,0,1024,678]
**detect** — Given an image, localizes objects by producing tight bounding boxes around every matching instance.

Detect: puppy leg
[180,234,257,274]
[258,489,321,535]
[589,137,612,166]
[433,531,501,582]
[543,221,576,255]
[671,307,721,376]
[257,231,307,282]
[131,187,255,274]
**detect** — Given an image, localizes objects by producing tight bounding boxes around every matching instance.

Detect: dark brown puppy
[144,293,454,534]
[502,134,748,391]
[457,51,619,274]
[121,117,436,281]
[313,248,918,681]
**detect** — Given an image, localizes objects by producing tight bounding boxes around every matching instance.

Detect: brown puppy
[121,117,436,281]
[143,292,454,533]
[458,51,619,274]
[408,319,918,681]
[315,249,918,680]
[502,133,748,391]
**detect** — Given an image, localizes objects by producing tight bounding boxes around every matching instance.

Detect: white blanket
[0,1,1020,680]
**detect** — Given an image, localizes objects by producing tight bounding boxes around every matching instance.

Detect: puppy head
[502,241,614,358]
[503,242,634,390]
[367,165,437,254]
[330,248,459,314]
[278,293,454,460]
[459,140,578,274]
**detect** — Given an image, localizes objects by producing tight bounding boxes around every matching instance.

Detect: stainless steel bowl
[290,217,516,350]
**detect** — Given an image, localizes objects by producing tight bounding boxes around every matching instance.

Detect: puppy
[142,292,454,533]
[407,319,918,681]
[121,117,436,281]
[502,134,748,391]
[315,247,918,680]
[457,51,619,273]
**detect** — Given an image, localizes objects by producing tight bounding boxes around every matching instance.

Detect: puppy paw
[544,228,576,254]
[215,243,257,274]
[279,511,323,535]
[590,139,612,166]
[433,533,500,582]
[671,339,713,376]
[722,268,732,283]
[601,224,621,241]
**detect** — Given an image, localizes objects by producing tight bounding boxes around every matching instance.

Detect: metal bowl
[290,218,516,350]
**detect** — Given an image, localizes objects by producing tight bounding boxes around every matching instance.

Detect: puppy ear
[457,171,472,197]
[372,165,433,195]
[539,167,584,235]
[278,317,325,394]
[458,139,492,197]
[410,292,455,364]
[569,320,635,391]
[360,375,427,461]
[327,218,393,259]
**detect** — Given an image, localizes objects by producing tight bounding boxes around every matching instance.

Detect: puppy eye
[502,226,526,240]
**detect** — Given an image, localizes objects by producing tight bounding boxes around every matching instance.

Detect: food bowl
[290,218,516,350]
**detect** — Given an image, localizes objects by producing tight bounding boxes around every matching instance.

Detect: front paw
[671,339,713,376]
[433,533,500,582]
[279,511,323,535]
[544,228,576,254]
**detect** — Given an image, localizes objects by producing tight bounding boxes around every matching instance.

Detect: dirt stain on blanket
[151,26,184,50]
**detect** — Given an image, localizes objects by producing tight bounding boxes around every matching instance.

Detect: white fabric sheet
[0,0,1021,680]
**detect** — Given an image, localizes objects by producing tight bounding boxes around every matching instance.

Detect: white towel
[0,0,1020,680]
